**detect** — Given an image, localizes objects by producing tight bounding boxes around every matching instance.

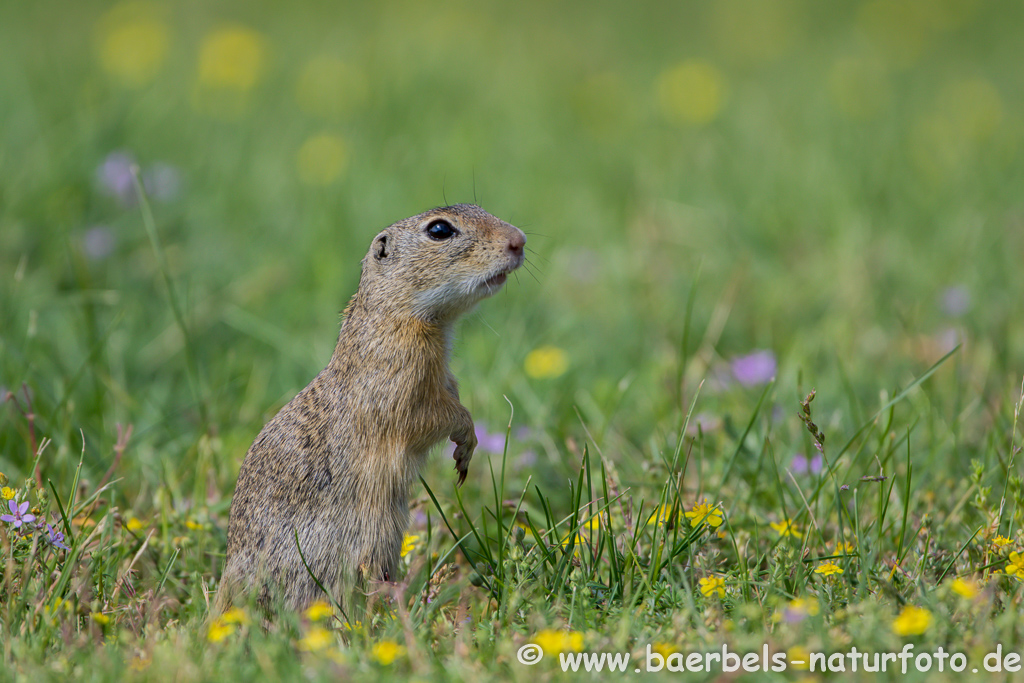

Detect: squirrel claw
[453,452,470,487]
[453,441,473,488]
[454,450,473,489]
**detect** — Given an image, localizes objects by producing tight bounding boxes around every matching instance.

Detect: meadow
[1,0,1023,680]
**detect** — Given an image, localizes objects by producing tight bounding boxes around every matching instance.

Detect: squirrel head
[359,204,526,323]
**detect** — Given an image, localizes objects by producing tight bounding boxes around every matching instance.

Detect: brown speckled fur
[218,204,525,613]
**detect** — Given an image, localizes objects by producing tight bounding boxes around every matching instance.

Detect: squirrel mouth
[484,272,508,288]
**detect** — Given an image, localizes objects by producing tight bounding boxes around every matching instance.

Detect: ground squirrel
[218,204,526,613]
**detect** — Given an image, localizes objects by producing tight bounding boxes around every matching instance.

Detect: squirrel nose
[507,229,526,256]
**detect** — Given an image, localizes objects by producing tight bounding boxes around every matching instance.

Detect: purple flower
[1,500,36,529]
[687,412,722,435]
[782,605,808,624]
[940,286,970,317]
[81,225,115,261]
[45,523,70,551]
[474,423,507,455]
[731,350,777,387]
[97,151,138,205]
[791,452,823,476]
[96,152,182,206]
[514,450,537,469]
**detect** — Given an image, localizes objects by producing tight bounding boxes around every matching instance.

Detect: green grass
[2,0,1024,680]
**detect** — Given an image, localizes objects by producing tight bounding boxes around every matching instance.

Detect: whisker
[524,247,549,265]
[473,309,500,337]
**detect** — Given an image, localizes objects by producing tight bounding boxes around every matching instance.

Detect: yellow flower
[950,578,979,599]
[343,620,364,632]
[814,562,843,577]
[938,78,1004,142]
[298,626,334,652]
[647,504,677,526]
[91,612,110,625]
[206,608,247,643]
[524,346,568,379]
[790,597,819,615]
[304,600,333,622]
[43,598,68,618]
[533,629,584,655]
[560,532,584,558]
[583,516,600,531]
[370,640,407,666]
[770,520,802,538]
[684,499,723,528]
[788,646,811,670]
[198,26,266,92]
[1004,551,1024,579]
[126,517,145,532]
[185,520,204,531]
[651,642,675,659]
[94,1,170,87]
[399,533,421,559]
[698,576,726,598]
[656,60,726,125]
[296,133,348,186]
[892,605,932,636]
[207,619,235,643]
[992,535,1013,548]
[295,56,368,119]
[833,540,856,554]
[129,654,150,671]
[220,607,249,625]
[1,487,14,500]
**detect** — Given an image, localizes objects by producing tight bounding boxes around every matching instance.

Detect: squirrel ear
[374,233,389,260]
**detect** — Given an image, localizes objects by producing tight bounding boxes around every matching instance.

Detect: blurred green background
[1,0,1022,505]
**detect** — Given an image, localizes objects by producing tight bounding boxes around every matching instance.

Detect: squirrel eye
[425,219,457,241]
